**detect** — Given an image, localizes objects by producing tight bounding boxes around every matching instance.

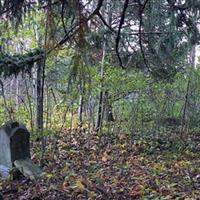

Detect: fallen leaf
[102,151,109,162]
[75,180,85,191]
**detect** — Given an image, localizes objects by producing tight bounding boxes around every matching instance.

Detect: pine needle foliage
[0,48,44,77]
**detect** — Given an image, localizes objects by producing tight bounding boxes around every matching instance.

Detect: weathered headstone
[0,121,42,179]
[0,121,30,167]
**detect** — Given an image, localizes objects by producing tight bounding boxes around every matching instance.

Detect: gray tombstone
[0,121,41,179]
[0,121,30,168]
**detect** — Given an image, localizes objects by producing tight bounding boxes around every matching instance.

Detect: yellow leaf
[75,180,85,191]
[88,191,96,199]
[102,151,109,162]
[43,172,54,179]
[121,144,126,148]
[155,179,160,186]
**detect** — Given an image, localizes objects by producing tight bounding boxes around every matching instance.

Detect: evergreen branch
[48,0,105,53]
[0,48,44,77]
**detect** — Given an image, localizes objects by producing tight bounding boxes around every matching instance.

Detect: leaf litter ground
[1,128,200,200]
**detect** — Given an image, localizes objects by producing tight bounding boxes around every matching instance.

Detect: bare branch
[115,0,129,69]
[97,12,116,33]
[138,0,152,73]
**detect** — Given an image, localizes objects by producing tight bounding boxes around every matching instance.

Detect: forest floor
[2,127,200,200]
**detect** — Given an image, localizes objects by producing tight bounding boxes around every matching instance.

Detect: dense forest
[1,0,200,199]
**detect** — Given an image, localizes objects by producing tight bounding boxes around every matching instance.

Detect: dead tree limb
[115,0,129,69]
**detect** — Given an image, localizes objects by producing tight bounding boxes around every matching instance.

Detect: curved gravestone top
[1,121,29,138]
[0,121,30,167]
[0,121,42,180]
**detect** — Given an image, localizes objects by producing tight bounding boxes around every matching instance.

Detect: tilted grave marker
[0,121,42,179]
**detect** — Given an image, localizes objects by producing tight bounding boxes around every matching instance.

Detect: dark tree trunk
[78,80,84,125]
[96,89,104,132]
[104,91,114,122]
[36,60,44,130]
[106,104,114,122]
[96,42,106,132]
[78,94,84,124]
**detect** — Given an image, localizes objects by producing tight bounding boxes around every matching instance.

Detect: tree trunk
[104,91,114,122]
[36,60,44,131]
[78,80,84,125]
[96,90,104,132]
[15,75,20,111]
[180,45,196,137]
[95,0,112,132]
[190,45,196,68]
[96,43,106,132]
